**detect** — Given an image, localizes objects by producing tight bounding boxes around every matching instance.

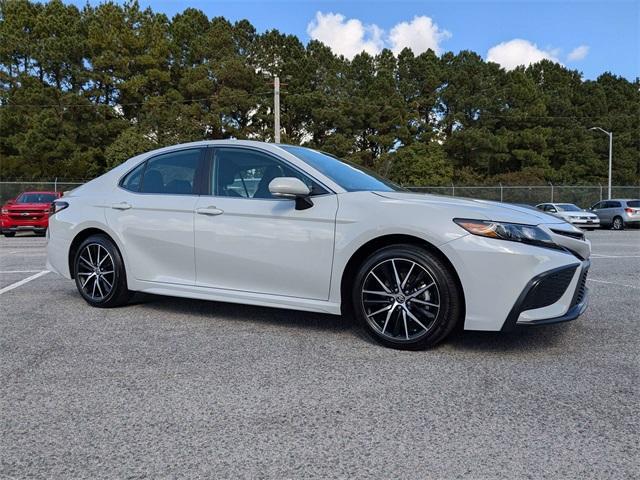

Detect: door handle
[111,202,132,210]
[195,206,224,216]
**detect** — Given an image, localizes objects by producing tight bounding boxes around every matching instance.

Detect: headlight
[50,200,69,215]
[453,218,561,250]
[0,208,7,215]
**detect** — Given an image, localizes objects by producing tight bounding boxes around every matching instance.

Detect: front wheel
[352,245,463,350]
[74,235,131,308]
[3,232,15,237]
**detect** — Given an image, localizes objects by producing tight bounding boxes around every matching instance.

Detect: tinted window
[141,149,201,194]
[627,200,640,208]
[121,162,145,192]
[213,148,325,199]
[591,202,603,210]
[557,204,581,212]
[16,193,57,203]
[606,201,622,208]
[280,145,404,192]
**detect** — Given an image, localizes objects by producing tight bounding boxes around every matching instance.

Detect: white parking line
[587,278,639,289]
[591,254,640,258]
[0,270,49,295]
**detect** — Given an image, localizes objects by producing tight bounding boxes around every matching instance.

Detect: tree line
[1,0,638,186]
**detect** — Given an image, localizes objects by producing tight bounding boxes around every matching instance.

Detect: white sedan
[535,203,600,230]
[46,141,591,349]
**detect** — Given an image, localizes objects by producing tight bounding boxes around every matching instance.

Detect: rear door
[193,146,338,300]
[106,147,206,285]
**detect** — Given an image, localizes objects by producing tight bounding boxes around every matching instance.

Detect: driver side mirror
[269,177,313,210]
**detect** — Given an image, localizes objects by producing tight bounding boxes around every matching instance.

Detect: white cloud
[567,45,589,62]
[389,15,451,55]
[486,39,561,70]
[307,12,450,59]
[307,12,384,59]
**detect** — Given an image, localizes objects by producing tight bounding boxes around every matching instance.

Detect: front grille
[520,265,578,311]
[571,267,589,307]
[550,228,585,241]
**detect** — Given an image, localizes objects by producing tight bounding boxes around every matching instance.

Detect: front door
[194,146,338,300]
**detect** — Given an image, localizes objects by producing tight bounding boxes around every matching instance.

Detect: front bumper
[568,218,599,227]
[1,217,49,232]
[502,259,590,331]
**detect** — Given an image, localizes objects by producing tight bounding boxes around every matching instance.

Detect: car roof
[20,191,58,194]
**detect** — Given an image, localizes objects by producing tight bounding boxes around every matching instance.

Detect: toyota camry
[46,140,591,349]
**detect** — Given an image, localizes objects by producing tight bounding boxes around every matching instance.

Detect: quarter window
[121,162,145,192]
[140,149,201,195]
[212,148,325,198]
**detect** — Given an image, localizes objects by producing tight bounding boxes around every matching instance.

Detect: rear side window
[627,201,640,208]
[140,149,201,195]
[121,162,145,192]
[607,201,622,208]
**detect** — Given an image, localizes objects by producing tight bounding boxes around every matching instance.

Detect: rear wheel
[352,245,462,350]
[612,216,624,230]
[74,235,131,308]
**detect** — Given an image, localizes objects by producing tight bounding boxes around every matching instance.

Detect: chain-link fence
[408,185,640,207]
[0,181,84,203]
[0,181,638,207]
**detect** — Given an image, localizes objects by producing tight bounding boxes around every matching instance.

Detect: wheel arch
[339,234,465,318]
[68,227,123,279]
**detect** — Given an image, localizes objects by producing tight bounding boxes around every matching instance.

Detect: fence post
[599,184,603,201]
[499,182,503,202]
[549,182,554,202]
[54,177,58,192]
[451,182,455,197]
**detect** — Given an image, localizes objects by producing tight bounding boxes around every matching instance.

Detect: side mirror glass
[268,177,313,210]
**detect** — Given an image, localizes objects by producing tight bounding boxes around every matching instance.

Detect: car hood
[375,192,566,225]
[5,203,51,210]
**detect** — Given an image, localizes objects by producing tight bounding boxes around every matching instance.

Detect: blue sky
[67,0,638,80]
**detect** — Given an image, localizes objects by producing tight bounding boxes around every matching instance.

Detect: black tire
[73,234,131,308]
[3,232,15,237]
[352,245,462,350]
[612,216,624,230]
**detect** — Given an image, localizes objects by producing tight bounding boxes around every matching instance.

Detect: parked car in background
[590,199,640,230]
[0,191,62,237]
[535,203,600,230]
[46,140,591,350]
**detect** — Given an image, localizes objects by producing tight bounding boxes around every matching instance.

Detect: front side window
[140,149,201,195]
[591,202,603,210]
[213,148,325,199]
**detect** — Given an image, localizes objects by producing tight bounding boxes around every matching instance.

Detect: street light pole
[590,127,613,199]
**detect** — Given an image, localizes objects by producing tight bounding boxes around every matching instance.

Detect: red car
[0,191,62,237]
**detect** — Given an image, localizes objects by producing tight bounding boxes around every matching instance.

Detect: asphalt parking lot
[1,230,639,479]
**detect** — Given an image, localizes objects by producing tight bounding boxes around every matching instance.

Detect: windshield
[16,193,57,204]
[279,145,404,192]
[556,204,582,212]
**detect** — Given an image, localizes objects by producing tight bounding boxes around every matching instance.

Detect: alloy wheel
[613,217,623,230]
[76,243,115,301]
[361,258,441,342]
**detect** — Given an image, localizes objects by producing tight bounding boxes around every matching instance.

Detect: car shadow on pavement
[131,293,354,333]
[128,292,572,352]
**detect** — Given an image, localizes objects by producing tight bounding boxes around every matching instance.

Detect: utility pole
[590,127,613,199]
[273,76,280,144]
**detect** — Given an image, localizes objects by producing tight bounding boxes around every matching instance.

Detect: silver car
[535,203,600,230]
[590,199,640,230]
